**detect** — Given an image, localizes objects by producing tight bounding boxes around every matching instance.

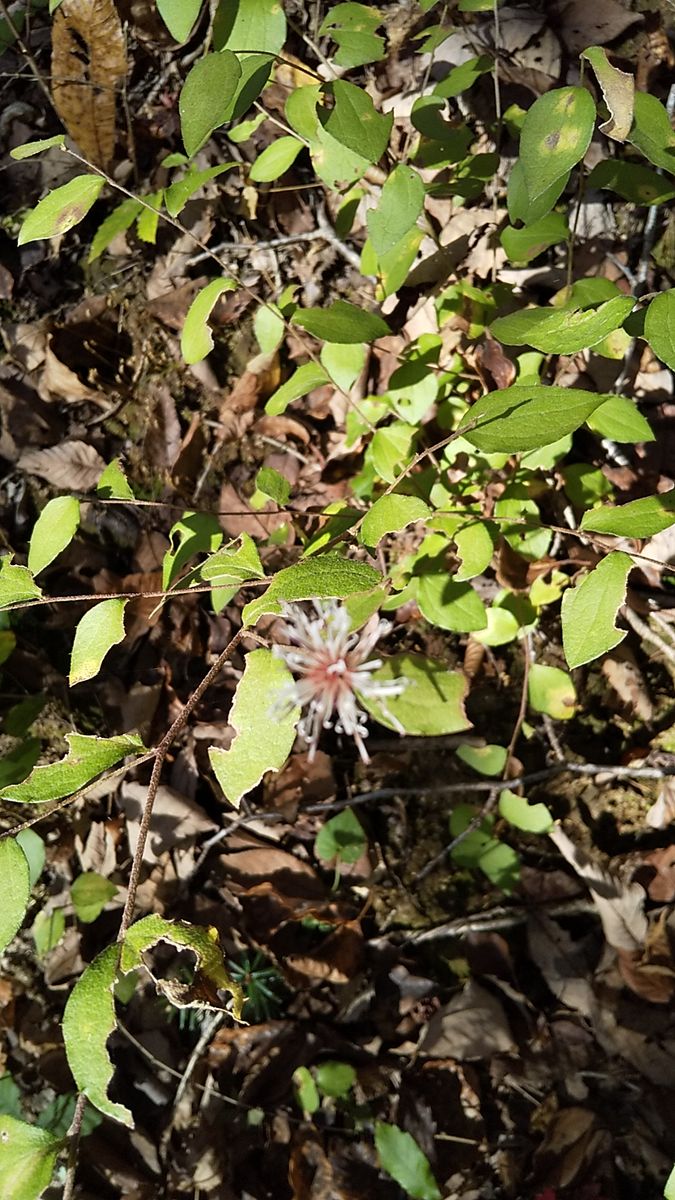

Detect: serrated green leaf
[69,598,127,686]
[209,649,298,806]
[242,554,381,625]
[586,395,653,443]
[367,165,425,257]
[97,459,134,500]
[360,494,430,547]
[645,289,675,371]
[0,559,42,610]
[120,914,243,1016]
[156,0,202,41]
[33,908,65,957]
[507,158,569,226]
[62,944,132,1126]
[16,829,45,888]
[527,663,576,720]
[519,86,595,203]
[581,46,633,141]
[164,162,236,217]
[250,135,303,182]
[181,277,237,363]
[562,551,632,669]
[293,300,389,344]
[18,175,105,245]
[375,1122,441,1200]
[500,212,569,263]
[490,296,633,354]
[587,159,675,206]
[0,1116,62,1200]
[463,385,610,453]
[0,838,30,955]
[498,789,553,834]
[179,50,242,157]
[581,490,675,538]
[629,92,675,176]
[27,496,80,577]
[361,652,471,736]
[456,743,507,776]
[71,872,117,923]
[0,732,146,804]
[321,80,393,164]
[265,362,329,415]
[315,808,366,865]
[214,0,286,56]
[10,135,66,160]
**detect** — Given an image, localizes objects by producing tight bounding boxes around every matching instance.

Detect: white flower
[273,600,405,763]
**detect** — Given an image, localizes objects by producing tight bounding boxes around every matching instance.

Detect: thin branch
[62,1092,88,1200]
[0,0,57,112]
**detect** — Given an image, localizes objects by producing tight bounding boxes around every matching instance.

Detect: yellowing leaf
[519,86,595,203]
[120,914,243,1017]
[527,663,576,720]
[18,175,105,245]
[581,46,634,142]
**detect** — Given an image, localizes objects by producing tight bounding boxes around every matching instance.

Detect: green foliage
[62,944,133,1126]
[27,496,80,577]
[0,838,30,955]
[18,175,105,245]
[0,559,43,609]
[362,654,470,736]
[518,86,595,207]
[179,51,242,157]
[0,733,147,805]
[0,1116,62,1200]
[449,805,521,891]
[315,808,367,866]
[561,552,632,669]
[490,296,633,355]
[375,1121,441,1200]
[581,491,675,538]
[33,908,65,957]
[292,300,390,344]
[527,664,576,720]
[498,790,553,835]
[71,872,117,923]
[464,385,609,453]
[645,289,675,371]
[69,598,127,686]
[242,554,381,624]
[181,277,238,363]
[156,0,202,42]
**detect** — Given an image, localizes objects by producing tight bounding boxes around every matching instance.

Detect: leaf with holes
[18,175,105,245]
[463,385,609,453]
[0,732,146,804]
[69,599,128,686]
[360,495,430,548]
[27,496,80,577]
[181,277,237,364]
[179,50,242,157]
[120,914,243,1017]
[562,552,632,669]
[518,86,595,203]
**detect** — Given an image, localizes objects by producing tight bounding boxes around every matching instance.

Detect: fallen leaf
[418,980,515,1060]
[549,825,648,953]
[18,440,106,489]
[52,0,127,169]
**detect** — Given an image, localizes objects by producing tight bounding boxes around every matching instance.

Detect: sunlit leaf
[500,212,569,263]
[490,296,633,354]
[27,496,80,577]
[644,289,675,371]
[0,1116,61,1200]
[464,385,610,453]
[214,0,287,56]
[319,2,384,68]
[561,552,632,669]
[265,362,329,415]
[527,663,576,720]
[181,277,237,363]
[499,789,553,834]
[10,135,66,160]
[156,0,202,41]
[250,136,303,182]
[33,908,65,957]
[321,80,393,164]
[242,554,381,624]
[518,86,595,203]
[456,743,507,776]
[360,494,430,547]
[581,490,675,538]
[164,162,236,217]
[0,559,42,610]
[69,598,127,686]
[18,175,105,245]
[367,165,425,257]
[179,50,242,157]
[293,299,389,344]
[62,944,132,1126]
[16,829,45,888]
[361,653,471,736]
[586,395,653,443]
[0,732,147,804]
[96,458,135,500]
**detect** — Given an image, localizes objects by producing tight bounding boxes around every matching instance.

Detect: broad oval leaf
[250,135,303,182]
[214,0,287,56]
[375,1121,441,1200]
[581,490,675,538]
[463,385,609,453]
[587,159,675,206]
[500,212,569,264]
[62,943,132,1125]
[507,158,569,226]
[315,809,367,866]
[490,296,633,355]
[18,175,105,245]
[644,289,675,371]
[69,598,127,686]
[242,554,381,625]
[453,520,497,581]
[179,50,242,157]
[71,871,117,923]
[265,362,329,415]
[628,92,675,176]
[527,663,576,720]
[0,837,30,955]
[156,0,202,41]
[519,86,595,203]
[181,277,237,364]
[0,1115,61,1200]
[0,732,147,804]
[120,914,243,1017]
[209,649,299,808]
[499,790,553,834]
[360,494,430,547]
[561,551,632,669]
[416,573,487,633]
[361,652,471,736]
[456,743,507,776]
[321,80,393,164]
[27,496,80,577]
[292,300,390,344]
[586,395,653,443]
[0,559,42,610]
[367,164,425,257]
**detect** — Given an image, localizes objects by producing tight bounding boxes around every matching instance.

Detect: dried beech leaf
[18,441,106,490]
[52,0,127,169]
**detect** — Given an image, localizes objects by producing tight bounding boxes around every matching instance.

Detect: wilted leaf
[0,732,147,804]
[120,914,243,1016]
[27,496,80,577]
[581,46,634,141]
[0,838,30,955]
[561,551,632,669]
[52,0,127,169]
[0,1116,61,1200]
[69,598,128,685]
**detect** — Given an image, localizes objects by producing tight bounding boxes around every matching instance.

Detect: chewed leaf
[120,914,243,1018]
[0,732,147,804]
[62,943,132,1126]
[0,559,42,610]
[209,649,299,808]
[181,277,237,364]
[499,790,553,834]
[0,837,30,955]
[0,1115,62,1200]
[69,598,128,685]
[97,459,135,500]
[562,551,632,669]
[27,496,80,577]
[360,494,430,547]
[242,554,382,625]
[18,175,105,245]
[463,385,609,453]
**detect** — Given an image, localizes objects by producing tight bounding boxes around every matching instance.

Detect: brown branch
[62,1092,88,1200]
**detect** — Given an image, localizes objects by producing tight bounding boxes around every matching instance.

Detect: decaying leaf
[549,825,647,952]
[52,0,127,169]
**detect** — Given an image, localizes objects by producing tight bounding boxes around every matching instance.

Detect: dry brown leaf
[602,649,654,723]
[418,980,515,1060]
[18,440,105,490]
[549,825,648,953]
[52,0,127,169]
[554,0,642,56]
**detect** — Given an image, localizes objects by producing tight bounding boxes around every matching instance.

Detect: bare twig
[62,1093,88,1200]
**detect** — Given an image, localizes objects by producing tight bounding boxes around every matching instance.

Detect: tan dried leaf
[549,825,648,953]
[52,0,127,169]
[18,440,106,489]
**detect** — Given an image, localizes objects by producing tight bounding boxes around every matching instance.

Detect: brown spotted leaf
[52,0,127,169]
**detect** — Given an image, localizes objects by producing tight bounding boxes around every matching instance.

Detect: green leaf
[228,110,267,143]
[254,302,284,354]
[250,135,303,182]
[416,573,487,633]
[120,914,243,1017]
[360,494,430,547]
[265,362,329,415]
[209,649,299,807]
[587,159,675,206]
[315,1060,356,1097]
[519,86,595,203]
[62,944,132,1126]
[645,289,675,371]
[453,521,497,581]
[375,226,424,298]
[71,872,117,923]
[628,92,675,176]
[581,46,634,142]
[33,909,65,957]
[214,0,287,56]
[321,80,393,164]
[10,135,66,160]
[16,829,45,888]
[179,50,242,157]
[367,165,425,257]
[361,652,471,736]
[490,296,633,354]
[293,299,390,344]
[18,175,105,245]
[375,1122,441,1200]
[320,342,366,392]
[472,605,519,647]
[0,732,146,805]
[500,212,569,264]
[434,53,493,99]
[181,277,237,363]
[527,663,576,720]
[315,808,366,866]
[561,551,632,669]
[507,158,569,226]
[498,789,553,834]
[27,496,79,577]
[586,395,653,443]
[581,490,675,538]
[88,198,143,262]
[195,534,265,611]
[97,459,134,500]
[69,598,127,686]
[450,804,521,890]
[156,0,202,41]
[0,1074,23,1120]
[294,1067,320,1115]
[242,554,381,625]
[319,3,384,68]
[368,422,415,484]
[0,838,30,955]
[463,385,610,453]
[456,743,507,776]
[0,740,41,789]
[164,163,235,217]
[0,1116,61,1200]
[665,1162,675,1200]
[163,512,222,590]
[255,467,291,506]
[0,559,42,610]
